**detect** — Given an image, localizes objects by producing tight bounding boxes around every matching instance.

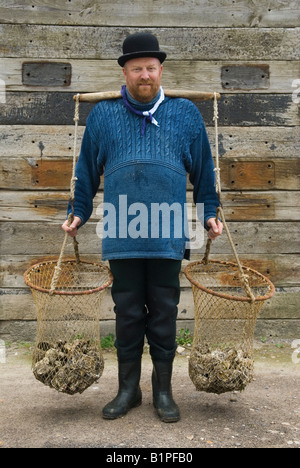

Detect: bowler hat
[118,32,167,67]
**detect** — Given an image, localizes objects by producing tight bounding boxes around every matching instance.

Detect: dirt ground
[0,341,299,449]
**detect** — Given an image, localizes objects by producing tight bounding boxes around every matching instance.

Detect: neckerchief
[121,85,165,135]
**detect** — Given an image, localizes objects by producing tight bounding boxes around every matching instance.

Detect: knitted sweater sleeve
[188,121,220,228]
[67,124,102,227]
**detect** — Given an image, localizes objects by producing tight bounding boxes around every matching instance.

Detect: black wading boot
[102,360,142,420]
[152,360,180,423]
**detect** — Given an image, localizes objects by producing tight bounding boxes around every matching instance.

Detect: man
[62,32,223,422]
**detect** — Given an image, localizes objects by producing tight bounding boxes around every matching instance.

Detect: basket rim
[24,259,113,296]
[184,259,275,303]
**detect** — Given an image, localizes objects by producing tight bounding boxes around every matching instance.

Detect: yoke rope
[202,93,255,303]
[50,94,81,294]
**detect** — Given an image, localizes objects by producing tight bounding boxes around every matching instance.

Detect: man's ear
[157,64,163,80]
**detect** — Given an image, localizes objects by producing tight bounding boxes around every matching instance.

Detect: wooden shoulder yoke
[73,89,221,103]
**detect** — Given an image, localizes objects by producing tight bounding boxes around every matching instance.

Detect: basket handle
[202,94,255,303]
[49,95,81,295]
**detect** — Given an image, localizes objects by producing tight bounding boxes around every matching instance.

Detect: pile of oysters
[189,343,254,394]
[33,339,104,395]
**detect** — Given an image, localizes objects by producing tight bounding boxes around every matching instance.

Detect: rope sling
[24,94,113,395]
[185,93,275,394]
[24,89,275,395]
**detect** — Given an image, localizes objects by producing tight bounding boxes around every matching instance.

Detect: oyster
[189,343,254,394]
[33,339,104,395]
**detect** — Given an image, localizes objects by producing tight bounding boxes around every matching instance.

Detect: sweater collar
[121,85,165,135]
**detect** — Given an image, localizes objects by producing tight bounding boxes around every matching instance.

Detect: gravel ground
[0,341,299,449]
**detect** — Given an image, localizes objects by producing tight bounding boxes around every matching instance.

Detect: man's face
[123,57,163,103]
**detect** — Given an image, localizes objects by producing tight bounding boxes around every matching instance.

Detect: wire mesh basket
[24,259,113,395]
[185,260,275,394]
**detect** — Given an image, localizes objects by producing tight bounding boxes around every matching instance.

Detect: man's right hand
[62,216,82,238]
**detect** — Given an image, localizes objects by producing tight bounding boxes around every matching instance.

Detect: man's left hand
[206,218,223,240]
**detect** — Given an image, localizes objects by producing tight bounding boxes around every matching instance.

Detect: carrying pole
[74,89,221,103]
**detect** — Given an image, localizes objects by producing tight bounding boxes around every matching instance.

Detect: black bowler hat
[118,32,167,67]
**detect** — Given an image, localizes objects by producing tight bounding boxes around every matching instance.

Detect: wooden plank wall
[0,0,299,342]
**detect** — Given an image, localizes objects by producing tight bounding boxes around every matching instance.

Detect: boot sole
[155,410,180,423]
[160,416,180,423]
[154,403,180,423]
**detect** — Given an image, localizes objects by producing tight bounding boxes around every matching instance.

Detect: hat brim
[118,51,167,67]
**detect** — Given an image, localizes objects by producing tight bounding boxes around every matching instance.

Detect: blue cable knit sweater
[70,89,219,261]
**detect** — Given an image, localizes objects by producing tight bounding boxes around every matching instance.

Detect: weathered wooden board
[216,126,300,159]
[0,158,75,190]
[1,287,299,323]
[2,58,299,94]
[220,159,300,191]
[221,64,270,90]
[1,156,298,191]
[255,319,300,340]
[0,125,78,158]
[2,317,298,343]
[1,253,298,290]
[1,191,299,223]
[186,256,300,289]
[0,25,299,61]
[218,191,300,221]
[217,94,299,127]
[227,161,276,189]
[22,61,72,87]
[1,126,298,160]
[1,0,299,27]
[1,92,298,126]
[1,221,298,256]
[0,191,70,222]
[0,288,115,321]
